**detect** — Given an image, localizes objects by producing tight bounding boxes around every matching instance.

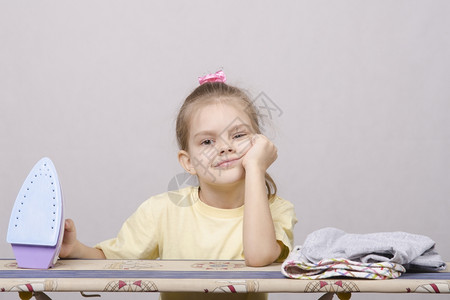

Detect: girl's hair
[176,82,277,200]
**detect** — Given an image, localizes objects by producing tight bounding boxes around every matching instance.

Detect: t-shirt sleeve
[270,196,297,262]
[95,198,159,259]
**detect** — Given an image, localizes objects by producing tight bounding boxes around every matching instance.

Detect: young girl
[60,71,297,299]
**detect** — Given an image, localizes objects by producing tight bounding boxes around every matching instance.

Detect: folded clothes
[282,227,446,280]
[282,246,405,279]
[301,227,446,271]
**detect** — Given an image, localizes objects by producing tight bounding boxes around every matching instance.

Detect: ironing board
[0,259,449,295]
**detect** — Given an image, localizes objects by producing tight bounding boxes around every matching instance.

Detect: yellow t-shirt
[96,186,297,299]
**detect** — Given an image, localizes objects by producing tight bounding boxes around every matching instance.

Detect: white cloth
[300,227,446,270]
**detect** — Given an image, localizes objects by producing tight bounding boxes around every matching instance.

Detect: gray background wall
[1,1,449,299]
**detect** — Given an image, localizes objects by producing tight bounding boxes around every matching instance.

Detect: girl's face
[182,100,255,187]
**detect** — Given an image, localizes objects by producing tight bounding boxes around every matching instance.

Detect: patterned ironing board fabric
[0,259,449,294]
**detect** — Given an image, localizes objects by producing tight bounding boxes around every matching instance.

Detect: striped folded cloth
[282,246,406,280]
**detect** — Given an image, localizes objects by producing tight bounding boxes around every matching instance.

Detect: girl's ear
[178,150,197,175]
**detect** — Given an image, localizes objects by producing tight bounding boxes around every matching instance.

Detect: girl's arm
[242,135,281,267]
[59,219,106,259]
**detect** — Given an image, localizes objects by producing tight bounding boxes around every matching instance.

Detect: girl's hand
[58,218,106,259]
[59,219,79,258]
[241,134,277,172]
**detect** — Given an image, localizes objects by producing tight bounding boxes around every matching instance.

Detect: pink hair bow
[198,70,227,85]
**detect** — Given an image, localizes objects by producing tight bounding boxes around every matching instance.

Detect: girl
[60,71,297,299]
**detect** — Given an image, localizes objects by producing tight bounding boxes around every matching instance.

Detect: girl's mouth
[214,157,242,168]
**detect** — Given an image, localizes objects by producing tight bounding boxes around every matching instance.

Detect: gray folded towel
[301,227,446,271]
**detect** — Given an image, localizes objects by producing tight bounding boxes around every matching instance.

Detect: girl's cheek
[236,137,253,155]
[196,148,217,164]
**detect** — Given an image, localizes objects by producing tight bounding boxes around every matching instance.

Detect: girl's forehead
[190,102,253,134]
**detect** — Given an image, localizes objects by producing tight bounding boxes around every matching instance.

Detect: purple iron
[7,157,64,269]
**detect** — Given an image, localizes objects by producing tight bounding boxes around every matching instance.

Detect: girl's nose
[219,144,234,155]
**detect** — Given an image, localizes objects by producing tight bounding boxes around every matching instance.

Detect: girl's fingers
[64,219,76,232]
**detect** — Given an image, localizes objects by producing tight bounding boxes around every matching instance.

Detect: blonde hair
[176,82,277,199]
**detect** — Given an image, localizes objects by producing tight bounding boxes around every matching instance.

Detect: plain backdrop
[1,1,449,300]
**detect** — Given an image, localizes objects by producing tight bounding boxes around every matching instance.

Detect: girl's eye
[233,133,247,139]
[201,139,214,146]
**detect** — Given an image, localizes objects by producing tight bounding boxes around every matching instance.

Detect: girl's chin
[200,168,245,185]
